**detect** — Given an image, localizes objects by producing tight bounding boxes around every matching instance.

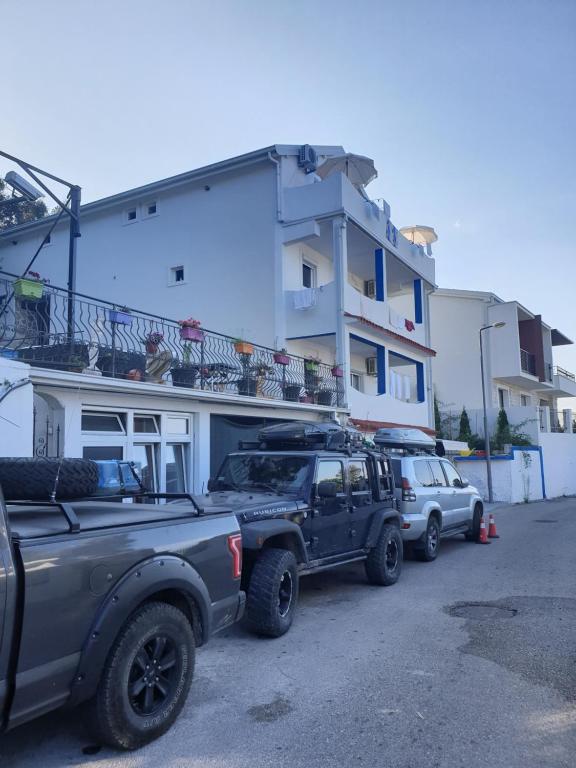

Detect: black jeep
[204,421,402,637]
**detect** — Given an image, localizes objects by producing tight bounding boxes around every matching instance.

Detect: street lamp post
[479,322,506,503]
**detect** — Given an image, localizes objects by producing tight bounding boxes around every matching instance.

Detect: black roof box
[373,427,435,452]
[257,421,361,451]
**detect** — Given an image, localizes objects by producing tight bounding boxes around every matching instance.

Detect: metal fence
[0,271,345,407]
[554,365,575,382]
[520,348,536,376]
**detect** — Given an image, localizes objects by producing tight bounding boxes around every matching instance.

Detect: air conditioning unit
[298,144,317,174]
[364,279,376,299]
[366,357,377,376]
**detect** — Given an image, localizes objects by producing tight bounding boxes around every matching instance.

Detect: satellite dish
[399,225,438,256]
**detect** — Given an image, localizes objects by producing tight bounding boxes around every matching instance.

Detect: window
[441,460,462,488]
[302,260,317,289]
[167,416,189,435]
[133,444,158,491]
[169,265,185,284]
[166,444,187,493]
[498,388,506,408]
[521,394,530,406]
[83,446,124,461]
[316,460,344,492]
[217,455,310,493]
[126,209,137,222]
[82,412,126,433]
[146,202,157,216]
[377,458,393,494]
[350,372,363,391]
[134,414,159,434]
[429,460,447,487]
[413,460,435,487]
[349,460,370,493]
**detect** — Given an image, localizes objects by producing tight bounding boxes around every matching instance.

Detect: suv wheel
[86,602,195,750]
[465,504,483,541]
[245,548,299,637]
[417,516,441,562]
[365,523,403,586]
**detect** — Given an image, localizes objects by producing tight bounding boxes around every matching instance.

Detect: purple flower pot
[274,353,290,365]
[331,366,344,378]
[180,327,205,342]
[108,309,133,326]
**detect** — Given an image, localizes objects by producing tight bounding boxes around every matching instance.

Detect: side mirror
[317,480,338,499]
[460,477,469,488]
[207,479,217,492]
[455,477,468,488]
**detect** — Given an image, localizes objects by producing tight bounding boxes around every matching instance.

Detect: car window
[349,460,369,493]
[429,460,447,487]
[316,460,344,492]
[413,460,435,487]
[378,458,393,493]
[390,458,402,486]
[441,461,462,487]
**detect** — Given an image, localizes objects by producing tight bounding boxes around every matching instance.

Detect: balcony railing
[554,365,575,382]
[0,271,345,407]
[520,348,536,376]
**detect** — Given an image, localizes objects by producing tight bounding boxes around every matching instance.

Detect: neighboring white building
[430,288,576,441]
[0,144,437,438]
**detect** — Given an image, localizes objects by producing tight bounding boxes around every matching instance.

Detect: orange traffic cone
[478,517,490,544]
[488,513,499,539]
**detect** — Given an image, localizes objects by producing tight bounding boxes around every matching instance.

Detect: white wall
[0,358,33,457]
[539,433,576,498]
[454,449,543,503]
[487,303,522,381]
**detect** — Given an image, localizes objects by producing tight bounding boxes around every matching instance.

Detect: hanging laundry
[405,319,415,332]
[292,288,318,310]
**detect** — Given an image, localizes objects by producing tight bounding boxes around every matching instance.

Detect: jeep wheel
[245,548,299,637]
[365,523,403,586]
[86,602,195,750]
[465,504,483,541]
[417,516,441,562]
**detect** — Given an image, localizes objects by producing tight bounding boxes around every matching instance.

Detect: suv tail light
[227,534,242,579]
[401,477,416,502]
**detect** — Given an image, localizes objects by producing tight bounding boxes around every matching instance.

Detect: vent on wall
[366,357,377,376]
[298,145,317,174]
[364,279,376,299]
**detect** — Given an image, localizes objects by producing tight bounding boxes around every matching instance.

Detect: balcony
[550,366,576,398]
[0,271,345,408]
[520,348,536,376]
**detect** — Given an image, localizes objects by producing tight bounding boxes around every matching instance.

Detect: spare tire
[0,457,99,501]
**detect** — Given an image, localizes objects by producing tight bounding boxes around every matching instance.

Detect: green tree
[494,408,512,451]
[434,395,444,438]
[457,407,473,445]
[0,178,47,231]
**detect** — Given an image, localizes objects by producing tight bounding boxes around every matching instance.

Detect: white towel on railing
[389,307,405,330]
[402,375,411,401]
[293,288,318,310]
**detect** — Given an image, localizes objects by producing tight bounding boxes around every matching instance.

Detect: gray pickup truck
[0,458,244,750]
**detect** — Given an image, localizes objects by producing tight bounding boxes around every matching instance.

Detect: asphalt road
[2,498,575,768]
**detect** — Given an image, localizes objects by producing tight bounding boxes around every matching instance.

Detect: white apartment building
[0,144,437,444]
[430,288,576,439]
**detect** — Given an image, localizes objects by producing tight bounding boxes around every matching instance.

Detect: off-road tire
[86,602,195,750]
[465,504,483,541]
[245,548,299,638]
[0,457,98,500]
[365,523,403,585]
[417,516,441,562]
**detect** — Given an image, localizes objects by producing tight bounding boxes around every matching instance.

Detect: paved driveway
[2,498,575,768]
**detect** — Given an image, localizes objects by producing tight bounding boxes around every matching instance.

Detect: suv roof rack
[247,421,365,452]
[374,427,436,453]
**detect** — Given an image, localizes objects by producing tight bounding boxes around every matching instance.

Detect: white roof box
[374,427,435,451]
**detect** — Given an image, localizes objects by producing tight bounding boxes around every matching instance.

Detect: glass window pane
[349,460,369,492]
[414,460,435,487]
[133,444,157,491]
[83,446,124,460]
[166,444,186,493]
[167,416,189,435]
[441,461,462,487]
[134,415,159,434]
[316,461,344,492]
[429,460,447,487]
[82,412,125,433]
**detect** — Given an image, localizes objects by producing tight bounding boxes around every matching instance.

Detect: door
[312,459,349,557]
[428,459,459,529]
[347,458,376,548]
[440,460,470,524]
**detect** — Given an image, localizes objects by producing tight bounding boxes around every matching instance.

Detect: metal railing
[554,365,575,382]
[548,409,565,433]
[0,271,345,408]
[520,348,536,376]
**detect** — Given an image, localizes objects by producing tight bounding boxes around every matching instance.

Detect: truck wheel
[245,548,299,638]
[87,602,195,750]
[465,504,483,541]
[416,516,441,562]
[365,523,403,586]
[0,457,98,500]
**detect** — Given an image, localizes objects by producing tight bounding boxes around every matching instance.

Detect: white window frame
[302,257,317,289]
[123,207,139,225]
[165,442,190,493]
[350,371,363,392]
[143,200,158,218]
[168,265,187,287]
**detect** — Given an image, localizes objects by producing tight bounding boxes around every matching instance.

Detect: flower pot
[236,377,257,397]
[180,327,204,342]
[126,369,142,382]
[145,342,159,354]
[317,389,333,406]
[98,350,146,378]
[108,309,133,325]
[171,366,198,388]
[300,394,314,404]
[283,384,301,402]
[13,278,44,300]
[234,341,254,355]
[274,352,290,366]
[331,366,344,378]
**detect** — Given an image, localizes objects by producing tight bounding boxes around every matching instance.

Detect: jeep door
[347,458,377,548]
[312,459,349,557]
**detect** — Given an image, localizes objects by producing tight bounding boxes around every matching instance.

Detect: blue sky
[2,0,575,376]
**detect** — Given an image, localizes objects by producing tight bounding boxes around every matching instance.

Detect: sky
[2,0,576,380]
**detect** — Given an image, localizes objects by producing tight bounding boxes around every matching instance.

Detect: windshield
[215,454,311,494]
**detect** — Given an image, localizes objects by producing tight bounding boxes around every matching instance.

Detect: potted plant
[108,306,133,325]
[13,271,47,300]
[178,317,205,343]
[250,357,272,397]
[304,357,320,373]
[331,364,344,378]
[236,377,257,397]
[283,383,302,402]
[304,356,321,392]
[171,343,198,388]
[67,355,86,373]
[234,339,254,356]
[144,330,164,354]
[274,348,290,366]
[317,389,333,406]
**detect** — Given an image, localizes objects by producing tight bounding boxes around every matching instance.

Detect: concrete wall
[454,448,544,503]
[539,432,576,498]
[0,358,33,457]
